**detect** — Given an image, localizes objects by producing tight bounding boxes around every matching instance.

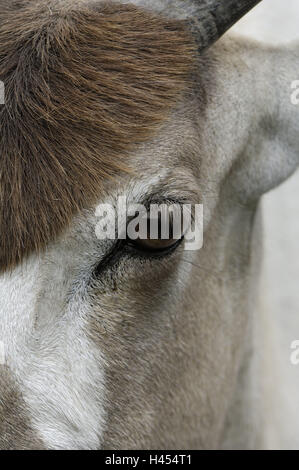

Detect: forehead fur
[0,0,195,271]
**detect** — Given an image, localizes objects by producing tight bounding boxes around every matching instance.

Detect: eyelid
[125,235,184,258]
[92,198,190,278]
[93,239,125,278]
[92,235,183,280]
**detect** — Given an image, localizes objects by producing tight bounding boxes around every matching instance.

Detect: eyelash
[91,197,193,279]
[93,234,184,279]
[125,236,184,258]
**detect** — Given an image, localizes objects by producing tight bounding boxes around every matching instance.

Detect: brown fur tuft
[0,0,195,270]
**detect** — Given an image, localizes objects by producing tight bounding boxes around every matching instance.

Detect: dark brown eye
[126,209,184,255]
[131,236,181,253]
[93,206,186,278]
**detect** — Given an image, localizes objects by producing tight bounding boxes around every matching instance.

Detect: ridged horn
[186,0,263,51]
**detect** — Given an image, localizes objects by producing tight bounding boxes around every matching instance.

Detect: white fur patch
[0,253,106,449]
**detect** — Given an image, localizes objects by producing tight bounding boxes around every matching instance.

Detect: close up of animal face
[0,0,299,451]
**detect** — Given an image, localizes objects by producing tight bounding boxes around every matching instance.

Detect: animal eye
[93,206,186,279]
[129,235,182,254]
[126,210,184,256]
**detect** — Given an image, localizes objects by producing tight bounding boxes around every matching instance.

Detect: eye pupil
[93,204,186,277]
[126,211,183,254]
[133,236,179,252]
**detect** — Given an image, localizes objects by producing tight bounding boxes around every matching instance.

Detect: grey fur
[1,0,299,450]
[0,367,44,449]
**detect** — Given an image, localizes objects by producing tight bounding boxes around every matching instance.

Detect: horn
[186,0,263,51]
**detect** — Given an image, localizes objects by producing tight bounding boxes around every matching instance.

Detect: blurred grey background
[232,0,299,449]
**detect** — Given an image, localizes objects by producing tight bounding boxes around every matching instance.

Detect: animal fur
[0,0,195,271]
[1,0,299,451]
[0,366,44,449]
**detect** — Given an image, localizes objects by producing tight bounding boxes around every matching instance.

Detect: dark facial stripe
[0,366,45,449]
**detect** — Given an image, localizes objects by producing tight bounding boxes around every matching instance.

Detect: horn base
[187,0,262,51]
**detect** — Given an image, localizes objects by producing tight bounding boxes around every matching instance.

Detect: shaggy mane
[0,0,195,270]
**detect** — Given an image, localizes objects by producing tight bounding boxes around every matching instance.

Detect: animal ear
[214,40,299,203]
